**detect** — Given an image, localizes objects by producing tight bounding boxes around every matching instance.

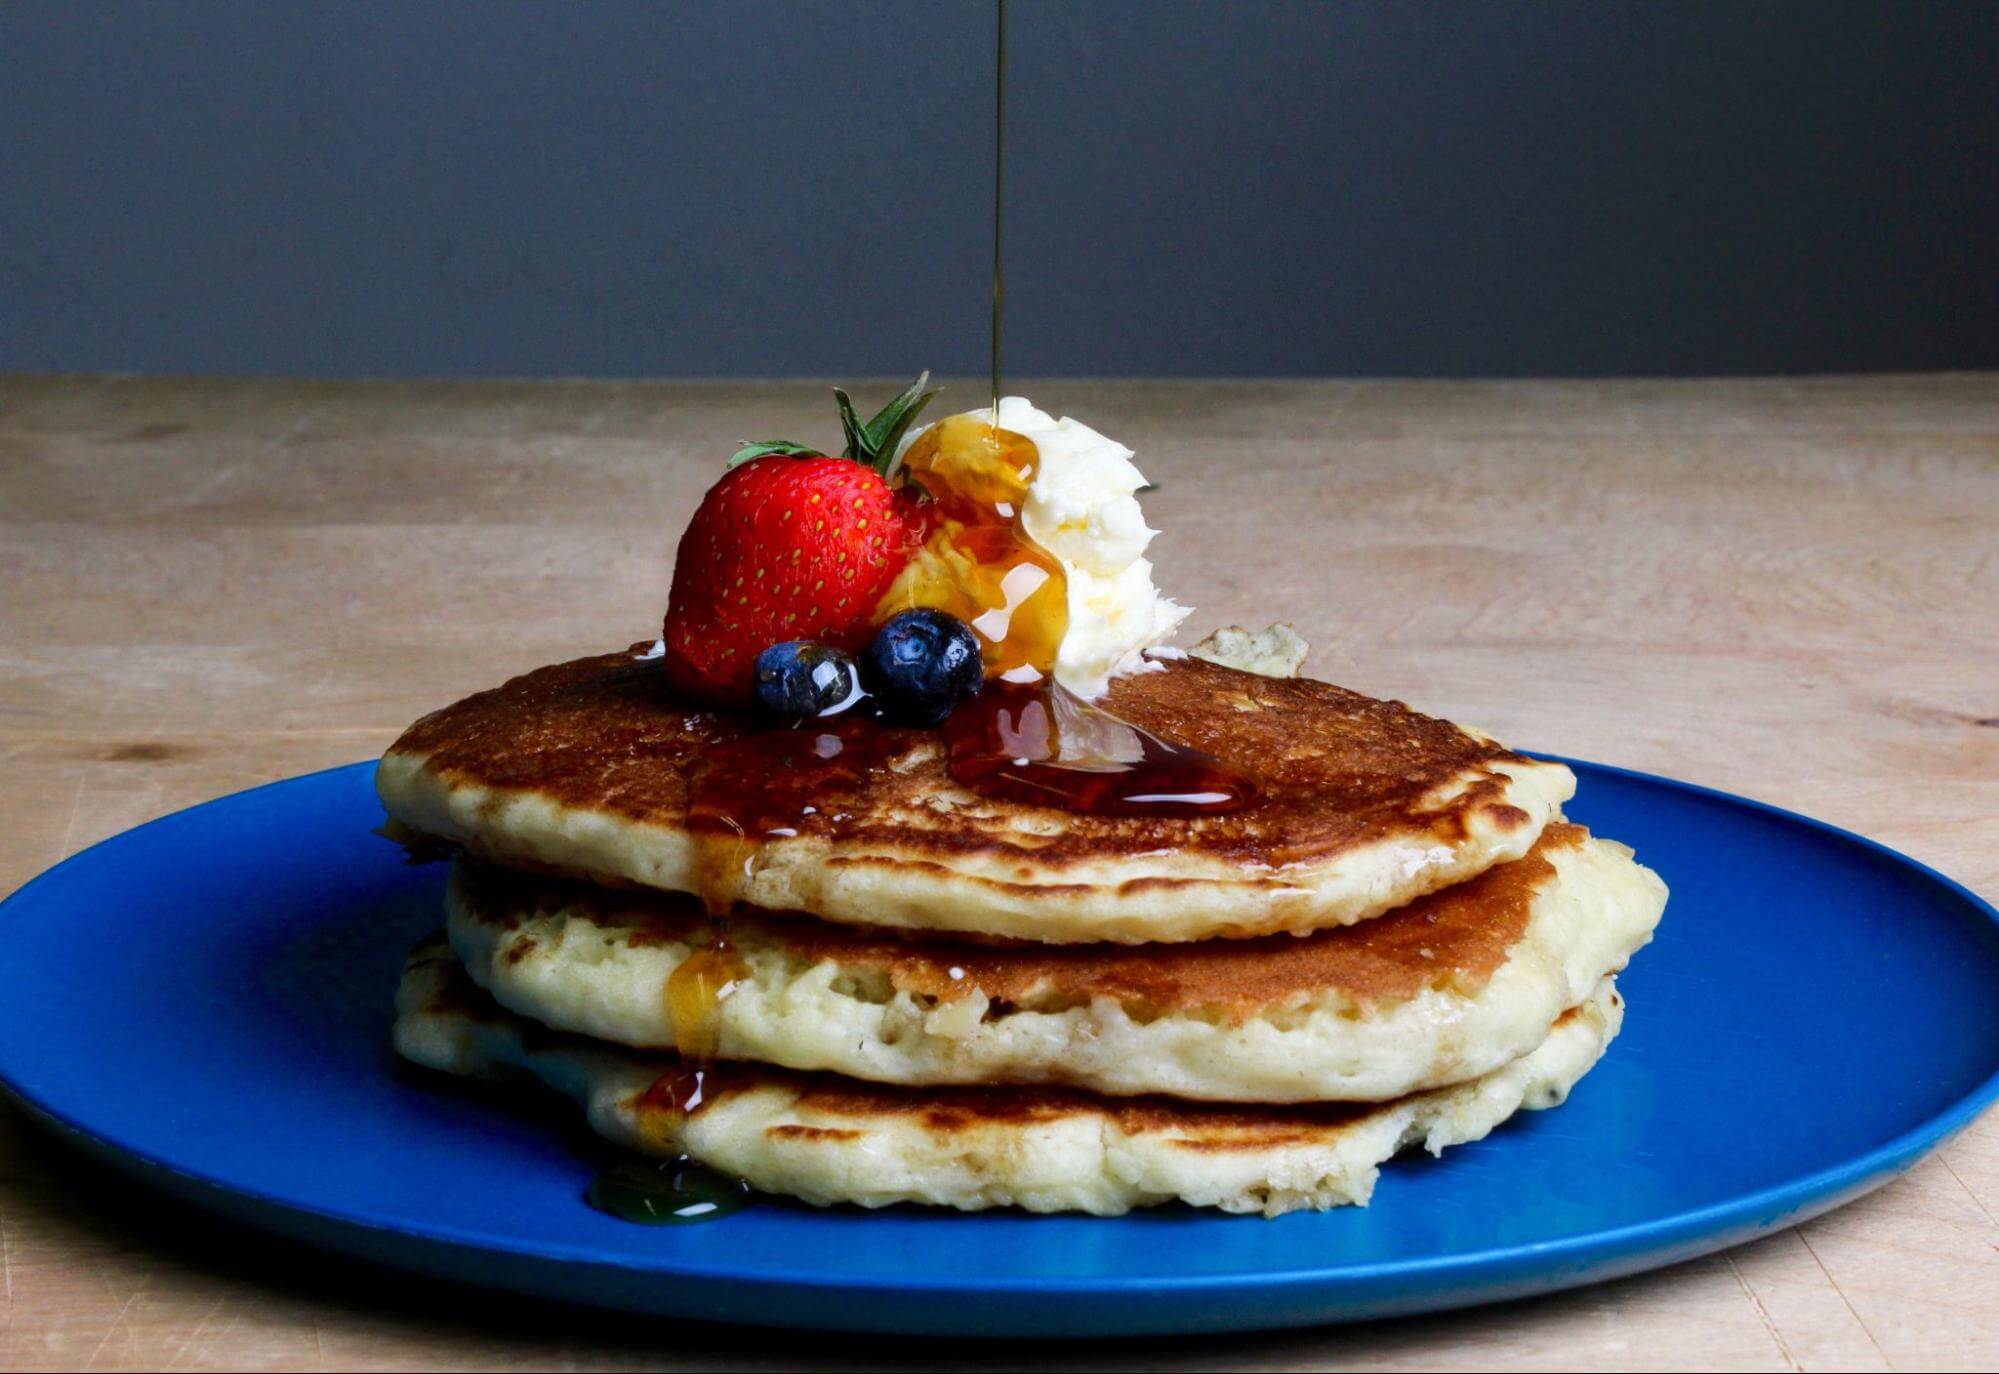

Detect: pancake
[394,938,1623,1217]
[377,649,1574,943]
[447,824,1662,1102]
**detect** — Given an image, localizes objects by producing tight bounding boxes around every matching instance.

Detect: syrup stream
[991,0,1007,418]
[597,2,1207,1224]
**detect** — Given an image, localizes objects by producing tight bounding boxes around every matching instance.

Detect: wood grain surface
[1,374,1995,1371]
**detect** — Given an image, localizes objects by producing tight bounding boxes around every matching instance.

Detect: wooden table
[2,375,1995,1371]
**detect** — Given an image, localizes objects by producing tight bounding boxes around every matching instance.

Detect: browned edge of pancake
[454,824,1588,1021]
[407,935,1608,1149]
[385,649,1547,872]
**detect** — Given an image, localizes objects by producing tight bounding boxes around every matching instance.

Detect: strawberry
[660,375,939,704]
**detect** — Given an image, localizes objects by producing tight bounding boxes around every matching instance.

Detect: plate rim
[1,755,1996,1317]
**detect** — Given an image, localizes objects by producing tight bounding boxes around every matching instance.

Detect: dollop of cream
[899,397,1189,699]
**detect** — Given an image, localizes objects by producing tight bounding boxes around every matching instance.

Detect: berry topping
[863,609,984,725]
[754,641,864,718]
[659,377,939,705]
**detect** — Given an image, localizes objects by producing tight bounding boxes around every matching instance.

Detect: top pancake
[376,647,1573,943]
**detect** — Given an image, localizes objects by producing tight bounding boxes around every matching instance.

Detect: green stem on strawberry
[726,440,821,466]
[837,372,941,481]
[726,373,940,482]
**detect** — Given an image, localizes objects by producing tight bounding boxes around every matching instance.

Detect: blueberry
[863,610,984,725]
[754,642,864,718]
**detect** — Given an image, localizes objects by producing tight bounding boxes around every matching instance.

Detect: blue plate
[1,759,1996,1336]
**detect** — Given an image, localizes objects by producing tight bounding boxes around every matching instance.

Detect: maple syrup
[657,744,817,1142]
[991,0,1007,415]
[668,713,916,1058]
[681,716,908,841]
[587,1061,752,1224]
[638,1063,723,1118]
[868,7,1058,687]
[624,0,1242,1167]
[881,414,1070,681]
[587,1156,750,1225]
[657,717,914,1127]
[616,806,756,1226]
[672,804,749,1074]
[943,681,1259,816]
[662,943,748,1061]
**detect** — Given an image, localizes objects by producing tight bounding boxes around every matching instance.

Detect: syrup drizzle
[662,940,747,1062]
[607,715,916,1223]
[588,1052,752,1225]
[608,743,796,1225]
[942,681,1259,816]
[888,415,1069,680]
[872,3,1060,683]
[671,777,755,1064]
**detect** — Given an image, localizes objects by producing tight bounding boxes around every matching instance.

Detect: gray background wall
[4,0,1996,379]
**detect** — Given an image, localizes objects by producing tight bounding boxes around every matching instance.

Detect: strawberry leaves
[726,373,940,481]
[727,439,821,468]
[836,371,940,481]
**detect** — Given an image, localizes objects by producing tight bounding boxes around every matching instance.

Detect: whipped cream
[898,397,1189,699]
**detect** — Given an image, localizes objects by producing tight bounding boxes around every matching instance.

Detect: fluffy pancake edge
[393,940,1623,1217]
[444,827,1662,1102]
[375,653,1576,943]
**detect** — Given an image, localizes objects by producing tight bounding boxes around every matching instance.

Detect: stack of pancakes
[380,645,1665,1216]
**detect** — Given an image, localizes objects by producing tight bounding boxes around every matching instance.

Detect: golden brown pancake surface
[453,824,1587,1021]
[406,932,1602,1137]
[381,647,1569,941]
[678,997,1603,1143]
[394,938,1628,1214]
